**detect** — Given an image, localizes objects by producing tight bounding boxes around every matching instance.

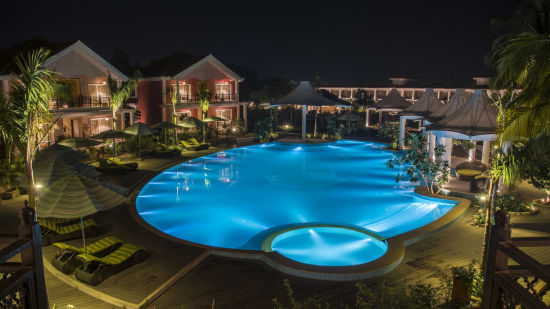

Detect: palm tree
[107,73,138,130]
[489,0,550,144]
[169,87,179,144]
[0,95,23,163]
[9,48,57,209]
[197,86,210,143]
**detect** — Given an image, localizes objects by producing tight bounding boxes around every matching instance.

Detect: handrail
[511,237,550,247]
[0,238,31,265]
[493,272,548,309]
[498,242,550,284]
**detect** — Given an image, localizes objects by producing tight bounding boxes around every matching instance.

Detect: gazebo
[423,89,470,158]
[271,81,350,140]
[398,88,443,149]
[370,88,411,127]
[427,90,498,165]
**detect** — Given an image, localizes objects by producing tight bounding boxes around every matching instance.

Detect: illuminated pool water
[136,140,457,266]
[270,227,388,266]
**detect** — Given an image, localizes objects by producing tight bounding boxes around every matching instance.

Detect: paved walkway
[1,142,549,308]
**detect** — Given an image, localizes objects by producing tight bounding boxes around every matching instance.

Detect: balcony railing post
[482,209,511,309]
[17,201,48,309]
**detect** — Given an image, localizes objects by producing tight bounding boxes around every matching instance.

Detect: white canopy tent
[427,90,498,164]
[271,81,350,140]
[398,88,443,149]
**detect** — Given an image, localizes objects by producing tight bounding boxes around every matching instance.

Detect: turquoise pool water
[136,140,457,266]
[270,227,388,266]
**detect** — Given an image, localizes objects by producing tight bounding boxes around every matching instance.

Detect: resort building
[137,53,247,129]
[319,77,495,103]
[0,38,135,143]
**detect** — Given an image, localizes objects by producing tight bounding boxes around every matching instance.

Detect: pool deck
[1,141,549,308]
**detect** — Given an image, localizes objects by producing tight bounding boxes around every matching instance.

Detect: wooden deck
[1,142,549,308]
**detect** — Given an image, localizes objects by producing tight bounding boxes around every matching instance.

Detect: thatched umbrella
[180,116,203,129]
[36,174,127,253]
[338,111,362,133]
[152,121,181,145]
[123,122,158,158]
[271,81,350,140]
[58,138,101,149]
[91,130,132,158]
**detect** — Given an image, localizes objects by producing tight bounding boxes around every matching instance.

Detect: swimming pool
[136,140,457,268]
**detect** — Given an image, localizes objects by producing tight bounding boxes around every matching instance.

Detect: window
[170,83,192,101]
[90,118,112,135]
[88,84,109,105]
[376,90,387,99]
[215,109,232,121]
[329,89,339,96]
[215,84,231,101]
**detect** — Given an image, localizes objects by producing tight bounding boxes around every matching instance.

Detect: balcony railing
[49,95,111,110]
[176,93,236,104]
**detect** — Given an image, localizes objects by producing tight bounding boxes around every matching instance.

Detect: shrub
[253,117,272,141]
[378,121,400,149]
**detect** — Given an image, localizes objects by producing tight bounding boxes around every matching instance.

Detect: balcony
[176,93,236,104]
[49,95,111,111]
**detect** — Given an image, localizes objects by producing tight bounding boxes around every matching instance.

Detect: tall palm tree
[197,86,210,143]
[107,73,138,130]
[169,87,179,143]
[489,0,550,144]
[9,48,57,209]
[0,95,23,163]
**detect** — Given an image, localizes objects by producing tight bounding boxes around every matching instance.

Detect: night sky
[2,0,522,84]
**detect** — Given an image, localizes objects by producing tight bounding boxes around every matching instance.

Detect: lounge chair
[96,158,138,174]
[51,236,122,274]
[189,138,209,150]
[180,140,199,151]
[39,217,99,246]
[75,243,148,285]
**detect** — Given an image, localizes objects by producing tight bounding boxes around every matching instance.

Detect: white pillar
[399,116,406,149]
[378,110,383,127]
[468,140,476,161]
[444,138,453,166]
[366,108,370,127]
[243,103,248,132]
[482,140,491,164]
[429,133,437,161]
[302,105,306,140]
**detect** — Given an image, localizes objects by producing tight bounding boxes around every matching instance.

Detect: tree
[0,94,23,163]
[377,121,400,150]
[9,48,57,209]
[197,85,210,142]
[107,73,138,130]
[169,87,179,144]
[386,134,450,196]
[489,0,550,145]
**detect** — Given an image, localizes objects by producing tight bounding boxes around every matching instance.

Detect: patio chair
[74,243,148,285]
[189,138,209,150]
[180,140,199,151]
[51,236,122,274]
[39,217,99,246]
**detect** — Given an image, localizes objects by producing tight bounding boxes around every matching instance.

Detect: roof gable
[173,54,243,81]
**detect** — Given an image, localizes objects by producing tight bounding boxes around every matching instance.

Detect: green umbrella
[203,115,227,122]
[36,174,127,253]
[152,121,181,144]
[58,138,101,148]
[123,122,158,158]
[91,130,132,158]
[180,116,203,129]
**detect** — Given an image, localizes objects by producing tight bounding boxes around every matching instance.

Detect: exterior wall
[137,80,163,125]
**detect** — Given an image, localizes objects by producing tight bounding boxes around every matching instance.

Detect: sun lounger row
[181,138,209,151]
[51,237,148,286]
[38,217,99,246]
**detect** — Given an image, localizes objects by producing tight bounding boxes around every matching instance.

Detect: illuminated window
[88,84,109,104]
[215,109,232,121]
[215,84,231,101]
[177,110,192,120]
[90,118,112,135]
[171,83,192,101]
[329,89,339,96]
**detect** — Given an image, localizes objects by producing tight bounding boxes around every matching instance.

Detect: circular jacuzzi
[267,226,388,266]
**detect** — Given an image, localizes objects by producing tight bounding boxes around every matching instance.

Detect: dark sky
[2,0,522,84]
